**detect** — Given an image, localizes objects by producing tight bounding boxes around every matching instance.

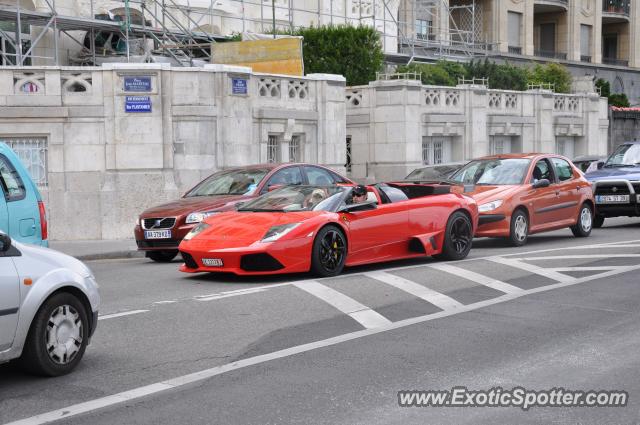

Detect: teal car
[0,142,48,247]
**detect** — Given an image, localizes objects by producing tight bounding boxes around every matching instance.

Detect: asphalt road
[2,217,640,425]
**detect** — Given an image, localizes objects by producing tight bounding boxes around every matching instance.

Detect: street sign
[125,96,152,113]
[124,76,152,92]
[232,78,248,95]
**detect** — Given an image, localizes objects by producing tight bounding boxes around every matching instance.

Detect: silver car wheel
[580,207,592,233]
[514,215,528,241]
[45,305,83,365]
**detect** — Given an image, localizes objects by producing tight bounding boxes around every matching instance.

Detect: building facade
[346,78,609,181]
[0,64,346,240]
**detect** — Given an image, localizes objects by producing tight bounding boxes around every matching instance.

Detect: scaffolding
[0,0,492,67]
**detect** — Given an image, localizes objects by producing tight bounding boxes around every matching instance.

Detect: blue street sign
[232,78,248,95]
[124,76,152,92]
[125,96,152,113]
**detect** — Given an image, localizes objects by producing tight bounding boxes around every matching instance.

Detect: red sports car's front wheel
[311,226,347,277]
[434,211,473,261]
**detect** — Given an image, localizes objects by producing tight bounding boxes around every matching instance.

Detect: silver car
[0,231,100,376]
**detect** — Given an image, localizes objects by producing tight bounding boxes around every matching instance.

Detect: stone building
[346,78,609,181]
[2,0,639,102]
[0,64,346,240]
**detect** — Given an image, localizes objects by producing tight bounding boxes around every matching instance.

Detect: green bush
[608,93,630,107]
[527,62,572,93]
[294,25,384,86]
[464,59,529,91]
[595,78,611,98]
[595,79,630,107]
[396,62,461,86]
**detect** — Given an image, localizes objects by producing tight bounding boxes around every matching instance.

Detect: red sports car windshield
[186,168,271,197]
[238,185,349,213]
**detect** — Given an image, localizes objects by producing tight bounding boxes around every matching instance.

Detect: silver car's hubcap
[514,215,528,241]
[45,305,83,365]
[581,207,592,232]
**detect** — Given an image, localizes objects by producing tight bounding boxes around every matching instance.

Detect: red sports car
[179,183,479,277]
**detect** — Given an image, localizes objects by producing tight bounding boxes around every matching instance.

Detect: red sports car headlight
[184,223,210,241]
[261,223,301,242]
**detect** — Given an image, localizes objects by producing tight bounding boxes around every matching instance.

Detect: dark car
[572,155,606,173]
[135,163,354,262]
[585,141,640,228]
[405,162,466,181]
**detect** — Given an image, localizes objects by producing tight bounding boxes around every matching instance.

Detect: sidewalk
[50,239,144,261]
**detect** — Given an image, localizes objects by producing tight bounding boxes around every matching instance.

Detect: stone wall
[0,64,346,240]
[346,79,610,182]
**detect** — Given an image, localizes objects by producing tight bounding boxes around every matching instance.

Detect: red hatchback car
[135,163,354,262]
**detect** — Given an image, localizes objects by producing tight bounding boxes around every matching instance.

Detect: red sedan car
[448,154,594,246]
[179,183,478,277]
[135,163,353,262]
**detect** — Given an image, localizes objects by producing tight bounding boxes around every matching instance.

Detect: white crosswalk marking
[549,266,629,272]
[488,257,575,283]
[515,254,640,260]
[293,280,392,329]
[428,263,524,294]
[364,271,463,310]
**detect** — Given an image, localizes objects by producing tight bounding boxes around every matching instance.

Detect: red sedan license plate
[202,258,224,267]
[144,230,171,239]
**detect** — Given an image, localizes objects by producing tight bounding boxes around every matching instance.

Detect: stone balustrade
[346,79,609,182]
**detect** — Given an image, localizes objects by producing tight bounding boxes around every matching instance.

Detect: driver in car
[349,185,368,204]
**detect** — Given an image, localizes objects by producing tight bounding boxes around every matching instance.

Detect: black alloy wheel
[435,211,473,261]
[311,226,347,277]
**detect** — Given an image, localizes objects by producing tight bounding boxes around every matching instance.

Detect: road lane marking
[196,287,269,301]
[98,310,149,321]
[549,266,629,272]
[293,280,391,329]
[488,257,575,283]
[428,264,524,295]
[516,254,640,260]
[364,271,463,310]
[10,264,640,425]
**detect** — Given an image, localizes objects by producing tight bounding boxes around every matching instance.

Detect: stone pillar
[630,0,640,68]
[523,0,535,56]
[461,85,488,158]
[365,79,422,181]
[593,0,603,64]
[531,89,555,153]
[438,0,451,45]
[308,73,347,172]
[566,0,579,62]
[494,0,509,53]
[207,64,255,168]
[583,94,609,156]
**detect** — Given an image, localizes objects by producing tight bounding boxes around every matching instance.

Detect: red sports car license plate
[202,258,224,267]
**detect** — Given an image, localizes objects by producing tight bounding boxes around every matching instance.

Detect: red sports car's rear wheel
[434,211,473,261]
[311,226,347,277]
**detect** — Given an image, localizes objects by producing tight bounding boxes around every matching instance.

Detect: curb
[71,250,145,261]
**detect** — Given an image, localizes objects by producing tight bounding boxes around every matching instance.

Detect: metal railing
[527,82,555,91]
[603,57,629,67]
[508,45,522,55]
[602,0,630,15]
[376,72,422,81]
[580,55,592,63]
[534,50,567,60]
[458,77,489,87]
